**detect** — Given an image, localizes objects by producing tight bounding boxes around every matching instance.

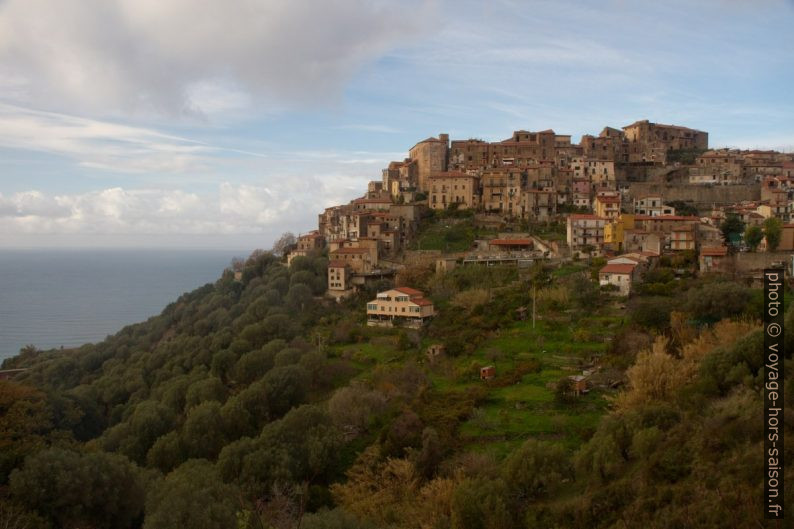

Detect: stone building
[623,120,708,150]
[429,171,479,210]
[690,149,744,184]
[409,134,449,192]
[481,167,524,214]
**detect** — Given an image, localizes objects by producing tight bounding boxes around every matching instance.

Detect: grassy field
[427,306,622,458]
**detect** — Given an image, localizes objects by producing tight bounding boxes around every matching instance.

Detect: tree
[272,232,297,257]
[0,500,49,529]
[182,401,228,460]
[285,283,313,312]
[262,365,308,417]
[743,225,763,251]
[720,213,744,249]
[502,439,569,500]
[301,508,375,529]
[144,460,238,529]
[451,478,513,529]
[684,281,751,324]
[0,381,53,483]
[666,201,699,217]
[10,448,146,529]
[763,217,783,251]
[554,376,576,405]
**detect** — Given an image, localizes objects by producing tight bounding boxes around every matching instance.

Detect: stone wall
[624,182,760,207]
[735,251,793,274]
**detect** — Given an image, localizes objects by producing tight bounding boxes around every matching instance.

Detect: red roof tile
[599,263,636,275]
[569,214,607,221]
[394,286,424,297]
[413,298,434,307]
[701,247,728,256]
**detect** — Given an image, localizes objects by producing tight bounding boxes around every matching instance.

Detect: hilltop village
[285,119,794,303]
[3,119,791,529]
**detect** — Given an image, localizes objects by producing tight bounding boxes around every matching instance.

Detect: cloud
[0,103,218,172]
[0,171,373,237]
[0,0,431,117]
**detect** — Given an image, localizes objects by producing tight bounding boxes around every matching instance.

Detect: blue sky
[0,0,792,249]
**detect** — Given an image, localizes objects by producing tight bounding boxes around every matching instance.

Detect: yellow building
[604,214,636,248]
[594,192,621,219]
[366,287,435,328]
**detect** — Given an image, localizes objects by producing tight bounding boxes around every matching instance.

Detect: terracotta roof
[413,298,434,307]
[599,263,637,275]
[596,196,621,204]
[394,286,424,297]
[331,248,369,255]
[609,255,641,264]
[328,260,349,268]
[569,214,607,221]
[634,215,699,221]
[489,238,533,246]
[701,247,728,256]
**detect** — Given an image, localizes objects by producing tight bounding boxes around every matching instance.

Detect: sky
[0,0,792,250]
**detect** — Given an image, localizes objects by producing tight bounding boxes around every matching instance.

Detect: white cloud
[0,103,217,172]
[0,0,432,117]
[0,171,373,238]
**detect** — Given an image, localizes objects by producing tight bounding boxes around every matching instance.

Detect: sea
[0,249,246,362]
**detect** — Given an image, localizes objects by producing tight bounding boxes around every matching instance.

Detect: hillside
[0,226,792,529]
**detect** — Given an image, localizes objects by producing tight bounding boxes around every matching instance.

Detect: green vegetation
[763,216,783,251]
[666,200,699,217]
[410,213,498,253]
[744,224,763,251]
[666,147,708,165]
[1,239,791,529]
[720,213,745,249]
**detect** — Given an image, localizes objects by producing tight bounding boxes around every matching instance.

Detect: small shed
[568,375,588,395]
[480,365,496,381]
[436,258,458,274]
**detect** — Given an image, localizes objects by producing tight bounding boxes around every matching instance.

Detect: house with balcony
[669,224,696,251]
[594,192,621,219]
[366,287,435,328]
[566,214,608,256]
[633,195,676,217]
